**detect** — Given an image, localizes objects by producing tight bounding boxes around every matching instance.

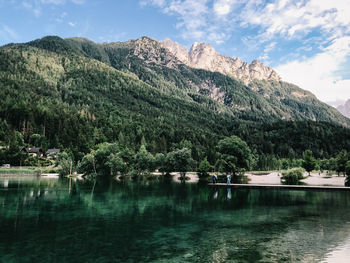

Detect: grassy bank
[0,168,39,175]
[0,167,58,175]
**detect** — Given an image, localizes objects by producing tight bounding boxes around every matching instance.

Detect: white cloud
[276,36,350,102]
[240,0,350,40]
[163,0,210,41]
[258,41,277,61]
[142,0,350,47]
[207,31,227,44]
[68,21,76,27]
[213,0,236,16]
[264,42,276,53]
[0,24,18,42]
[142,0,350,101]
[141,0,235,43]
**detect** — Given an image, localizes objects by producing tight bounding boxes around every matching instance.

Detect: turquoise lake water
[1,177,350,262]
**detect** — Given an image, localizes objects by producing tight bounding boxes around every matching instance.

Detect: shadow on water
[1,177,350,262]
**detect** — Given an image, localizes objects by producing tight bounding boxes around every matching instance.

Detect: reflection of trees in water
[1,178,350,262]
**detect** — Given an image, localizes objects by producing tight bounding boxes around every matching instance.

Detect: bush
[281,168,305,185]
[197,157,212,178]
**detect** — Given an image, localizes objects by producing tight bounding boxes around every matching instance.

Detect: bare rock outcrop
[162,39,281,85]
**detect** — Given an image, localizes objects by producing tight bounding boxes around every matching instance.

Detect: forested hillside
[1,36,350,166]
[65,36,349,125]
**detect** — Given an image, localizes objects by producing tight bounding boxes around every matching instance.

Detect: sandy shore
[172,172,199,183]
[246,172,346,186]
[170,171,346,186]
[41,173,60,178]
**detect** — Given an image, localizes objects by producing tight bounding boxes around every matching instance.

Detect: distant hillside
[337,100,350,119]
[1,35,350,164]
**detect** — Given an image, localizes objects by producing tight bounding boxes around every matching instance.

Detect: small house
[46,149,60,159]
[26,147,43,157]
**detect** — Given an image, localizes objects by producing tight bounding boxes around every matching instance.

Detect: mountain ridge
[162,38,281,85]
[12,35,350,127]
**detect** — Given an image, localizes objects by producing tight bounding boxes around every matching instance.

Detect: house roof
[46,148,60,154]
[26,147,42,153]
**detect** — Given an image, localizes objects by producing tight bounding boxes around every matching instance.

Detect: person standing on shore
[212,174,217,184]
[227,174,231,184]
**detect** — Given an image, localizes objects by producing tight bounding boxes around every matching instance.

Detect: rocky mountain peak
[133,37,183,68]
[251,59,262,65]
[234,57,243,66]
[249,59,280,82]
[162,38,190,64]
[162,38,281,85]
[189,42,219,69]
[134,36,160,49]
[190,42,216,54]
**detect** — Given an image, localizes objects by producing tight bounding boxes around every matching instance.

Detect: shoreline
[208,183,350,191]
[246,171,345,186]
[0,171,347,187]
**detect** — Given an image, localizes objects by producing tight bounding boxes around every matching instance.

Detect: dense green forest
[1,36,350,170]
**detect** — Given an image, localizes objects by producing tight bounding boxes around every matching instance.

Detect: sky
[0,0,349,104]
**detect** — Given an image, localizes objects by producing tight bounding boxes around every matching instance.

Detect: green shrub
[197,157,212,178]
[281,168,305,185]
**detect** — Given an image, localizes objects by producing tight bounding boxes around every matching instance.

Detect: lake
[1,177,350,262]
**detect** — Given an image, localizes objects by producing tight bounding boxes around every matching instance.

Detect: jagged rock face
[162,39,281,85]
[162,38,190,65]
[132,37,181,69]
[249,60,280,82]
[189,42,219,69]
[133,37,166,63]
[337,100,350,119]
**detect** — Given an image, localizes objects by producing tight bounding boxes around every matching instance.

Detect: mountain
[337,100,350,118]
[162,38,349,124]
[63,36,348,125]
[162,39,280,85]
[1,35,350,165]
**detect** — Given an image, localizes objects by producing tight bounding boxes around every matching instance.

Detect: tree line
[54,136,350,185]
[56,136,251,179]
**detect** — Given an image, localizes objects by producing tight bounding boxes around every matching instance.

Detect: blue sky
[1,0,349,103]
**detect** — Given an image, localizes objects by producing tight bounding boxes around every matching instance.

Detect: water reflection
[212,187,218,199]
[0,177,350,262]
[227,188,231,199]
